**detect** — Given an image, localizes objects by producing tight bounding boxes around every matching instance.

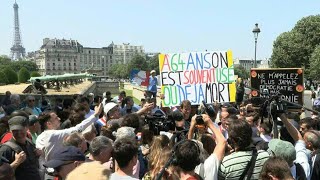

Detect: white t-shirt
[195,153,220,180]
[110,173,139,180]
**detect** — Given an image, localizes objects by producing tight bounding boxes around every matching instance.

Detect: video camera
[251,89,287,118]
[195,100,216,126]
[145,113,175,135]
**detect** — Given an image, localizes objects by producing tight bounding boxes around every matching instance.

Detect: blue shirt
[148,76,158,92]
[120,105,141,116]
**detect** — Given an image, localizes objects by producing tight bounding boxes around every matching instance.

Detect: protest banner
[159,50,236,107]
[250,68,304,105]
[130,70,149,86]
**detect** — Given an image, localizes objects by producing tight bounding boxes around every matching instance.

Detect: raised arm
[55,103,103,139]
[278,113,303,142]
[203,114,227,161]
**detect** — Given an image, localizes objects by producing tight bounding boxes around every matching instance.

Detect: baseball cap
[8,116,28,131]
[43,146,85,168]
[268,139,296,164]
[66,161,110,180]
[151,70,156,74]
[28,115,39,126]
[104,102,118,115]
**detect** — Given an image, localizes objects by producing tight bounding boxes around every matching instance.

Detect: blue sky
[0,0,319,60]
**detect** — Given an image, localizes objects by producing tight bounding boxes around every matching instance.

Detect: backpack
[295,162,307,180]
[0,138,35,159]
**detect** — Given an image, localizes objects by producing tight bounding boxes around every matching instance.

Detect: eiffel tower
[10,0,25,60]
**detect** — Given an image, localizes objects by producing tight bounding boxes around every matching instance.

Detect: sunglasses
[29,99,35,102]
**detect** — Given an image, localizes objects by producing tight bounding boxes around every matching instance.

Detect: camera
[145,113,175,135]
[195,115,205,125]
[195,100,216,125]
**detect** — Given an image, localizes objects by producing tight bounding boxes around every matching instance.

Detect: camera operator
[171,111,186,131]
[274,113,311,179]
[180,100,192,129]
[187,114,227,180]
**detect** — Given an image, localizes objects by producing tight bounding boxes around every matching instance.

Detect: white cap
[103,102,118,115]
[150,70,156,74]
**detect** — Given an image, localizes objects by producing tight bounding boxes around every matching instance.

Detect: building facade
[233,58,267,71]
[34,38,145,76]
[35,38,82,75]
[108,42,145,64]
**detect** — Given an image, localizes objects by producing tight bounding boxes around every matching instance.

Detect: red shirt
[1,132,33,144]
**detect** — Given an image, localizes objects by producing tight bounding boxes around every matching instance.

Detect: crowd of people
[0,80,319,180]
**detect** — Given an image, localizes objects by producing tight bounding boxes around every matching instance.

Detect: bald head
[304,130,320,151]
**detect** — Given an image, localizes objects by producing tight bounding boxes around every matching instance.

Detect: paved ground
[0,81,93,95]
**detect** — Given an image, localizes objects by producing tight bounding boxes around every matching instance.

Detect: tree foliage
[3,67,18,84]
[11,61,38,72]
[128,55,148,71]
[109,64,129,79]
[18,67,30,83]
[0,71,8,84]
[270,15,320,76]
[30,71,41,77]
[0,56,38,72]
[234,65,249,79]
[147,54,160,74]
[308,45,320,81]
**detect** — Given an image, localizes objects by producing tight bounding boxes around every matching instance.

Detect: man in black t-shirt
[0,116,41,180]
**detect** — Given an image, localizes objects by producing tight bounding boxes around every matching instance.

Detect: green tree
[0,71,8,84]
[119,64,129,79]
[10,61,38,72]
[109,64,120,78]
[18,67,31,83]
[270,31,307,68]
[108,64,129,78]
[270,15,320,71]
[30,71,41,77]
[234,65,249,79]
[0,56,11,65]
[147,54,160,74]
[307,45,320,80]
[3,67,18,84]
[128,54,148,71]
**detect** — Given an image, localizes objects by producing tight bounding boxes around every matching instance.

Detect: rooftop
[0,81,93,95]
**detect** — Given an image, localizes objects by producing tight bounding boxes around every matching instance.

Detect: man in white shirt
[36,103,102,179]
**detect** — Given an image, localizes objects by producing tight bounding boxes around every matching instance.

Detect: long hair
[149,147,173,180]
[148,135,170,170]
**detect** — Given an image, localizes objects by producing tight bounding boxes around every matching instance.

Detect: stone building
[34,38,145,76]
[35,38,83,75]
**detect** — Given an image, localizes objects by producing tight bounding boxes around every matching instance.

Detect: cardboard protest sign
[159,51,236,107]
[250,68,304,105]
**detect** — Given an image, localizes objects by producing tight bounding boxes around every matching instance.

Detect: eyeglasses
[29,99,35,102]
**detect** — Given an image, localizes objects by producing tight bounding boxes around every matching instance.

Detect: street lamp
[123,43,130,64]
[252,23,261,68]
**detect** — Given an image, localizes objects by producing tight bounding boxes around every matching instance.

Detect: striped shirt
[218,150,269,180]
